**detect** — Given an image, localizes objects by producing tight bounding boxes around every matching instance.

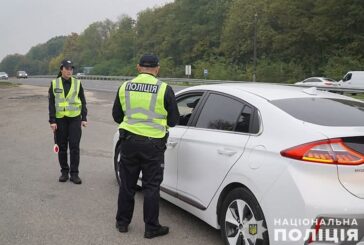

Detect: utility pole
[253,13,258,82]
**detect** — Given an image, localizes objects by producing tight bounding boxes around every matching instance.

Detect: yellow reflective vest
[52,77,82,118]
[118,74,168,138]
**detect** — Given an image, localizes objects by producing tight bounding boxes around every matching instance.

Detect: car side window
[176,94,203,126]
[235,106,252,133]
[343,73,352,82]
[195,94,244,132]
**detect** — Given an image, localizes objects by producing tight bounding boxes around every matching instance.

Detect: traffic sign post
[203,69,208,79]
[185,65,192,78]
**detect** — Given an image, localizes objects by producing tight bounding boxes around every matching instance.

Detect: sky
[0,0,173,61]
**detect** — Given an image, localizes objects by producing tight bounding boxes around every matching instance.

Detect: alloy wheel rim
[225,199,266,245]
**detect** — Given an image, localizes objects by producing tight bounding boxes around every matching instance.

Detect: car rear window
[271,98,364,126]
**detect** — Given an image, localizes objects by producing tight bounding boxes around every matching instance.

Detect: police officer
[112,54,179,238]
[48,59,87,184]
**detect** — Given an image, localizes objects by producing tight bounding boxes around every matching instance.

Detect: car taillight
[281,138,364,165]
[324,82,333,85]
[308,217,322,243]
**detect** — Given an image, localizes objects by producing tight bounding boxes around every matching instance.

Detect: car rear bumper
[260,159,364,244]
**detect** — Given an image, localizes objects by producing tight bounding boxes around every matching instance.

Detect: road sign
[203,69,208,78]
[185,65,192,76]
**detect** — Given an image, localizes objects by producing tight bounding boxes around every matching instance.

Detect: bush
[323,56,364,81]
[192,59,246,80]
[247,59,305,83]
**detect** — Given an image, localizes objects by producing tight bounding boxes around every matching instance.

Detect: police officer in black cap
[112,54,179,238]
[48,59,88,184]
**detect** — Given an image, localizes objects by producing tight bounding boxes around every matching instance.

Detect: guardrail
[28,75,364,93]
[29,75,248,84]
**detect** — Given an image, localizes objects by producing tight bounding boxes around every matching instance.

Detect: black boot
[70,174,82,184]
[59,173,69,182]
[144,226,169,239]
[116,222,128,233]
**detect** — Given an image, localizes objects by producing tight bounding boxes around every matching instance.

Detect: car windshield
[271,98,364,126]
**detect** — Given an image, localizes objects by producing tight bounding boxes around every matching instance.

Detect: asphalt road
[0,83,221,245]
[14,77,188,93]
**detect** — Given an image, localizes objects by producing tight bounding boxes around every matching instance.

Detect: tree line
[1,0,363,83]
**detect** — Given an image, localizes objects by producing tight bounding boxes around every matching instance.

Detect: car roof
[304,77,324,79]
[303,77,336,81]
[183,83,356,101]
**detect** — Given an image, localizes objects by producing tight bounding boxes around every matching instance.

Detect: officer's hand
[81,121,88,128]
[50,123,57,132]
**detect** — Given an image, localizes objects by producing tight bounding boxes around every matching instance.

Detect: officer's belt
[122,130,166,143]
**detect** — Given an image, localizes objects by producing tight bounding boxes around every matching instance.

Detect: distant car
[295,77,339,87]
[339,71,364,89]
[76,73,85,79]
[0,72,8,80]
[16,71,28,79]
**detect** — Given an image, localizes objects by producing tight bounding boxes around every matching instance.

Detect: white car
[16,70,28,79]
[339,71,364,89]
[113,83,364,245]
[0,72,8,80]
[76,73,85,79]
[295,77,339,87]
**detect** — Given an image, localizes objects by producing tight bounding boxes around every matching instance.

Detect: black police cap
[60,59,74,69]
[139,54,160,68]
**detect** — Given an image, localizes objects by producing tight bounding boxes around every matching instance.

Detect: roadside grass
[348,93,364,100]
[0,81,20,88]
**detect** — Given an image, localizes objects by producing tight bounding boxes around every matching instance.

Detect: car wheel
[220,188,269,245]
[114,143,122,186]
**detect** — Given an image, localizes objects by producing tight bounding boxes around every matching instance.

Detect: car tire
[114,143,122,186]
[219,188,269,245]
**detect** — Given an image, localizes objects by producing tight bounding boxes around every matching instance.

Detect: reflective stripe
[66,106,80,111]
[67,78,79,104]
[125,108,165,119]
[149,80,162,111]
[56,106,78,111]
[127,118,165,131]
[125,80,131,113]
[55,78,66,106]
[55,78,64,101]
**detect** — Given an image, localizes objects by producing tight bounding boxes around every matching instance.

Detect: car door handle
[167,141,178,148]
[217,148,237,157]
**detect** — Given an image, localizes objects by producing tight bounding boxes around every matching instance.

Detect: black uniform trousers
[116,130,166,232]
[55,116,82,175]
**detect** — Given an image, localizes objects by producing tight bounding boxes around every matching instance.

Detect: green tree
[103,16,136,63]
[78,20,115,66]
[0,54,24,76]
